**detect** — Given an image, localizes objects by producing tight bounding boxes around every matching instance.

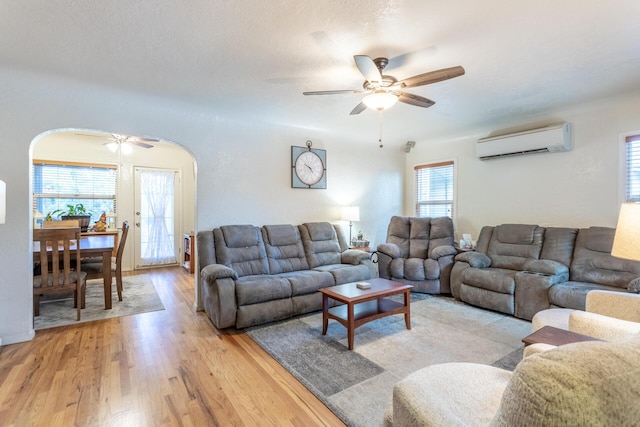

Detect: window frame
[620,132,640,205]
[32,159,118,221]
[414,160,455,220]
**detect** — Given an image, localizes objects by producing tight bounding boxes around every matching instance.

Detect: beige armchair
[526,290,640,357]
[385,335,640,426]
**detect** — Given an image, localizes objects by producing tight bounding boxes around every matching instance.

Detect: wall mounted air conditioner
[477,122,572,160]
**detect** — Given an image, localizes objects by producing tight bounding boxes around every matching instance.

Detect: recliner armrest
[522,259,568,276]
[455,251,491,268]
[430,244,457,259]
[376,243,402,259]
[201,263,238,283]
[341,249,371,265]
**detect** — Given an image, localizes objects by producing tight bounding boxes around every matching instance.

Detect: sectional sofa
[451,224,640,320]
[197,222,375,329]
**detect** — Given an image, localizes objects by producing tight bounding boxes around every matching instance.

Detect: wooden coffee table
[522,325,604,347]
[320,278,413,350]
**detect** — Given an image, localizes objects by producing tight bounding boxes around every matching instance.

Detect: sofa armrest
[455,251,491,268]
[522,259,568,276]
[430,245,457,259]
[569,310,640,341]
[376,242,402,259]
[341,249,372,265]
[585,290,640,322]
[201,263,238,283]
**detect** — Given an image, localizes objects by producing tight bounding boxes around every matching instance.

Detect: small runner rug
[246,294,530,427]
[34,276,165,330]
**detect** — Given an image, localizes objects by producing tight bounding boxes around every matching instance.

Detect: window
[624,134,640,202]
[33,160,117,219]
[415,161,454,218]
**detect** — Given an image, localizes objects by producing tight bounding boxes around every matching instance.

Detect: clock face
[295,151,324,185]
[291,145,326,189]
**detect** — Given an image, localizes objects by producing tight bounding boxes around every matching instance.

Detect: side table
[521,325,603,347]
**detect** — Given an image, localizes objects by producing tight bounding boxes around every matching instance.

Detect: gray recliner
[376,216,457,293]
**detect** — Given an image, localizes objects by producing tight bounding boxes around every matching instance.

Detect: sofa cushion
[463,268,516,294]
[539,227,578,267]
[262,224,309,274]
[299,222,342,268]
[313,263,370,285]
[487,224,544,270]
[235,274,291,306]
[277,270,334,296]
[391,258,439,281]
[223,224,260,248]
[428,216,455,255]
[409,217,431,259]
[570,227,640,289]
[214,225,269,277]
[385,216,411,258]
[548,281,625,310]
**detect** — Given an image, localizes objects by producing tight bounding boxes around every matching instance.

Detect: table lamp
[341,206,360,243]
[611,202,640,261]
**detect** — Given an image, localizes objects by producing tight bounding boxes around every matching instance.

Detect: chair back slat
[33,227,85,320]
[42,219,81,228]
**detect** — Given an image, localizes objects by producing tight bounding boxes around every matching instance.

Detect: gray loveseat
[197,222,375,329]
[451,224,640,320]
[376,216,457,294]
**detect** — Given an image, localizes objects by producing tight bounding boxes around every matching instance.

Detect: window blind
[33,160,118,219]
[625,135,640,202]
[415,161,454,218]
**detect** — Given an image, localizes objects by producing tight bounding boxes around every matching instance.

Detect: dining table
[33,234,116,309]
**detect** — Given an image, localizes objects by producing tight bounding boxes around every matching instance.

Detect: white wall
[405,93,640,241]
[0,66,404,345]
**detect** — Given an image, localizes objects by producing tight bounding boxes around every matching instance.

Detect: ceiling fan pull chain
[378,110,384,148]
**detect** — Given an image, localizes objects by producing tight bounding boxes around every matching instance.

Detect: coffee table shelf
[320,278,413,350]
[327,299,405,327]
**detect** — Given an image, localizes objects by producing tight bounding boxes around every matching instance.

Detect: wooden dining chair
[42,219,80,228]
[33,227,86,320]
[82,221,129,301]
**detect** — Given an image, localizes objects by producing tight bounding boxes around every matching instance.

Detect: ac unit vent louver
[477,122,572,160]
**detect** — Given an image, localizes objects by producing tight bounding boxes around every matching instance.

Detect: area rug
[34,276,165,330]
[246,294,531,427]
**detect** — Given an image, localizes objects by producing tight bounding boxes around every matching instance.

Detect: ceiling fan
[303,55,465,115]
[75,132,158,150]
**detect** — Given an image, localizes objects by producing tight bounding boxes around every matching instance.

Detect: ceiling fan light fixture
[120,142,133,155]
[106,142,119,152]
[363,91,398,111]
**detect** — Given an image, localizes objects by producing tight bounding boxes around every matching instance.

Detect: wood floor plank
[0,267,344,426]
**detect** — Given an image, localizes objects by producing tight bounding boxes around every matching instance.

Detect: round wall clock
[291,141,326,189]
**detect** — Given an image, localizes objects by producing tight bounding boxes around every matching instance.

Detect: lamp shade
[363,91,398,111]
[341,206,360,222]
[0,180,5,224]
[611,203,640,261]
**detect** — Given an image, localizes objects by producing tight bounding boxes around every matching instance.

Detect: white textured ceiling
[2,1,640,147]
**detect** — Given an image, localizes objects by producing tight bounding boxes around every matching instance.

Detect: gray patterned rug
[246,294,530,427]
[34,276,165,330]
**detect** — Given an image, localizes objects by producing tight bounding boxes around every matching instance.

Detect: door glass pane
[139,169,176,266]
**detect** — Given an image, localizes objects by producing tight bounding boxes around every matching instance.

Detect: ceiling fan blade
[349,102,368,115]
[75,133,106,138]
[303,89,364,95]
[396,92,436,108]
[399,66,465,88]
[129,140,154,149]
[354,55,382,86]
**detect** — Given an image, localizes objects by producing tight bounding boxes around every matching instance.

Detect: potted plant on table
[50,203,92,232]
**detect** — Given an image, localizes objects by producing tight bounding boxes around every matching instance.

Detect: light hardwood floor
[0,267,345,426]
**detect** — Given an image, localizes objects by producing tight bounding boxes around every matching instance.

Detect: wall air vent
[477,122,572,160]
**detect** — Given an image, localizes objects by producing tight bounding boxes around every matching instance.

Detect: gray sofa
[451,224,640,320]
[197,222,375,329]
[376,216,457,293]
